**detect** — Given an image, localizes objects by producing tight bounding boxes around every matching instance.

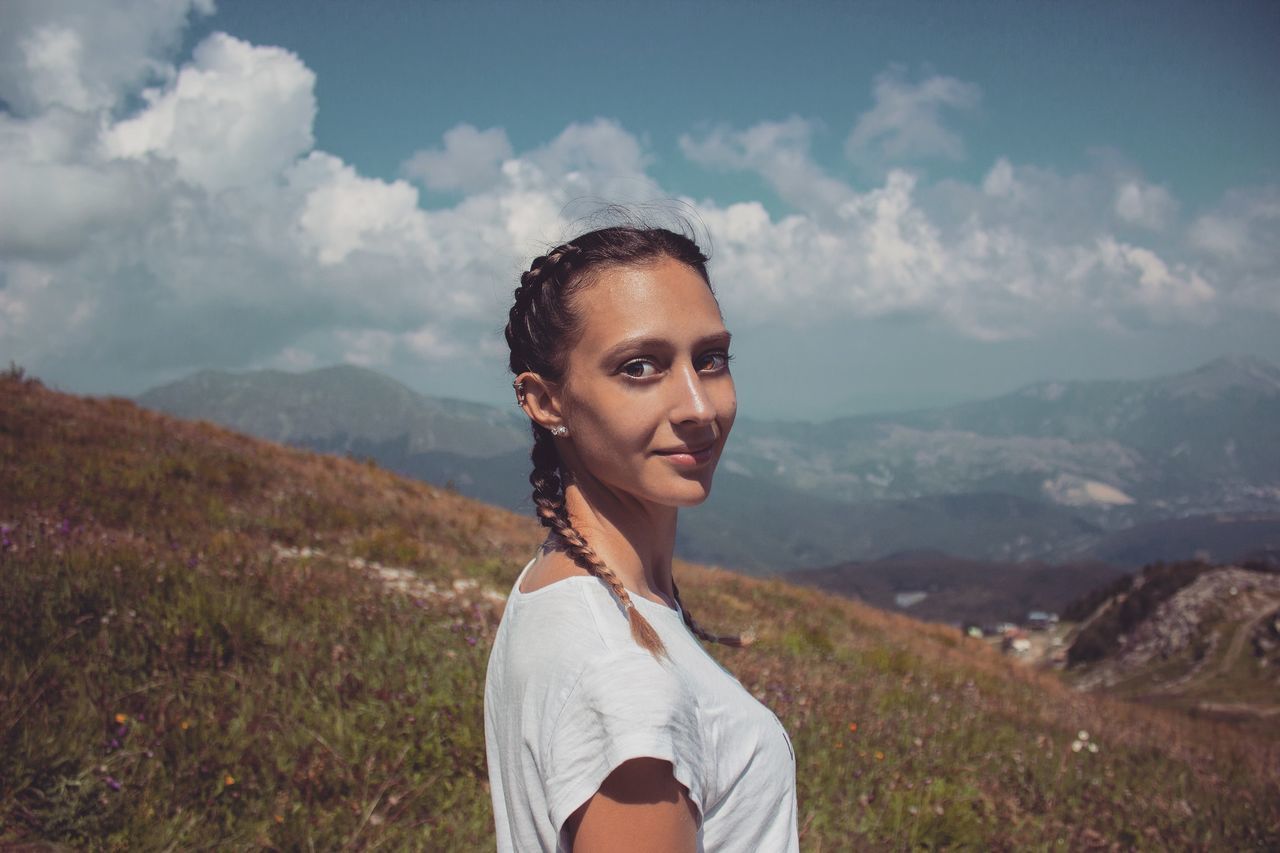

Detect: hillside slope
[3,369,1277,850]
[1064,560,1280,735]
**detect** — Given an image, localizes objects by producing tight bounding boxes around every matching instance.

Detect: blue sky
[2,0,1278,418]
[195,0,1280,205]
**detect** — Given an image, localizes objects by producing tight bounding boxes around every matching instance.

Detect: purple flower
[59,519,72,535]
[465,636,478,646]
[104,776,122,791]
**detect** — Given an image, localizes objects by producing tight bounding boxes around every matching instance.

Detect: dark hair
[504,225,746,659]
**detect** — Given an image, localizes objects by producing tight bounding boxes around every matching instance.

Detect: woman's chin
[661,474,719,508]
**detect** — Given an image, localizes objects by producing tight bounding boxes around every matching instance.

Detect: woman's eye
[620,359,659,379]
[698,351,731,372]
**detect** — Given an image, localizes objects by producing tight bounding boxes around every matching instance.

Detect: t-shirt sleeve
[543,647,706,837]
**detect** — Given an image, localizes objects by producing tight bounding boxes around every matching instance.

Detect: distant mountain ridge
[137,357,1280,579]
[138,364,529,460]
[723,354,1280,517]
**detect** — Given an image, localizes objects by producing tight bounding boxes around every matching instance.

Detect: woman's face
[557,256,736,508]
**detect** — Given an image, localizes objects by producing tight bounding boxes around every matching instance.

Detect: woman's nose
[669,363,716,425]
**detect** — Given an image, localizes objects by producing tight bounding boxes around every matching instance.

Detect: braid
[671,579,754,648]
[529,425,667,659]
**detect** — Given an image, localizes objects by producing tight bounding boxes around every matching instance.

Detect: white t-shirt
[484,556,799,852]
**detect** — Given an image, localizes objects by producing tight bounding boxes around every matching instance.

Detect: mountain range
[137,356,1280,584]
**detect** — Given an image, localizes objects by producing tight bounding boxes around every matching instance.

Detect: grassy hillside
[2,369,1277,850]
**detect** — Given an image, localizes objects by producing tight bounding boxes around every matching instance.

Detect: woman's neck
[560,477,679,606]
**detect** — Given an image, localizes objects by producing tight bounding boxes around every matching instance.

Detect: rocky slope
[1064,561,1280,731]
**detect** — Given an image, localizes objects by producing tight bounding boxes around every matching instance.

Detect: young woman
[484,225,799,852]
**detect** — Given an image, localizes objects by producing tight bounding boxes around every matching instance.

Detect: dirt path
[1153,598,1280,718]
[1213,603,1274,681]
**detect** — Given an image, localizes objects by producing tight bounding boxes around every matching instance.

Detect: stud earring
[550,425,569,437]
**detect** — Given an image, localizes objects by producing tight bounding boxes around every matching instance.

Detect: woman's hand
[565,757,699,852]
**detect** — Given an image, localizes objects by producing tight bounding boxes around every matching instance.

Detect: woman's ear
[514,371,566,433]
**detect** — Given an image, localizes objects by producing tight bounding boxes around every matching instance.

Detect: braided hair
[504,226,748,659]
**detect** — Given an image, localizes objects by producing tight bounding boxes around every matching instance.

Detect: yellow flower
[180,720,190,730]
[114,713,127,724]
[224,774,236,786]
[274,814,284,824]
[875,751,885,761]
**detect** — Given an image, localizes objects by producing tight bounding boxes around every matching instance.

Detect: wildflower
[848,722,858,733]
[1071,740,1084,752]
[225,774,236,786]
[104,776,122,792]
[1088,742,1099,754]
[115,713,127,724]
[1077,730,1089,741]
[180,720,191,730]
[875,751,885,761]
[275,814,284,824]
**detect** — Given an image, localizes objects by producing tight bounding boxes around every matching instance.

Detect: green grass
[2,371,1278,850]
[2,523,501,850]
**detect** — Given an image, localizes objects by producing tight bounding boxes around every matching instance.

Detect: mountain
[726,354,1280,520]
[137,364,529,459]
[137,364,535,509]
[5,369,1277,849]
[135,357,1280,575]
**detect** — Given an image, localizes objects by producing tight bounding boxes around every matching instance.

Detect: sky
[2,0,1278,420]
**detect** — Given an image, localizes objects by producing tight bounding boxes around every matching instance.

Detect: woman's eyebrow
[599,330,732,365]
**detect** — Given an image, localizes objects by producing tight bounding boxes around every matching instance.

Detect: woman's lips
[655,443,716,467]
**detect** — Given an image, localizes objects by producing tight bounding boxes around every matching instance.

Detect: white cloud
[291,152,426,266]
[680,117,854,221]
[680,117,1223,338]
[0,0,213,115]
[1188,187,1280,312]
[0,9,1273,399]
[401,124,513,194]
[1114,180,1176,230]
[103,33,316,191]
[845,66,981,170]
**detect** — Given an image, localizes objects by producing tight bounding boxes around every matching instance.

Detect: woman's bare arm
[565,757,699,852]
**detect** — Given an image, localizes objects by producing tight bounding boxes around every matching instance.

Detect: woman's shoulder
[492,556,635,681]
[515,548,592,594]
[494,559,694,699]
